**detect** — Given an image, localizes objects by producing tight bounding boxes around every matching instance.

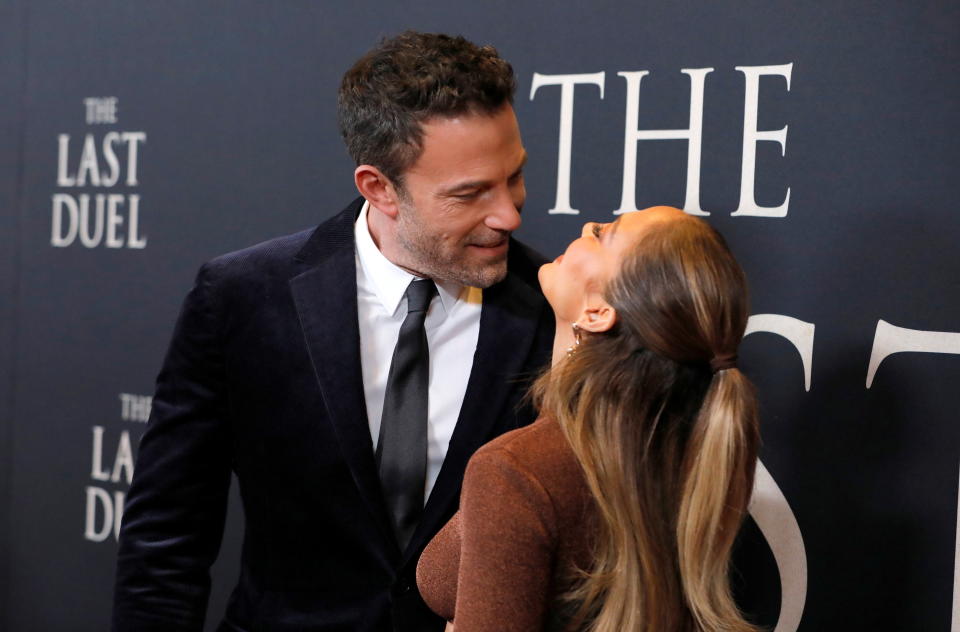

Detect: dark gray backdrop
[1,1,958,630]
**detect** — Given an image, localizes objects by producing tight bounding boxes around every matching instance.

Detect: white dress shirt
[354,200,482,502]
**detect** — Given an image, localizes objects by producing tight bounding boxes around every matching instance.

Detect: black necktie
[377,279,436,549]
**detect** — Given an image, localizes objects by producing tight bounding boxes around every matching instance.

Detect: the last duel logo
[51,97,147,250]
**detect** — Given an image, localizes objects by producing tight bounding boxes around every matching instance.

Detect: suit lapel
[290,205,548,563]
[288,200,400,557]
[405,268,546,562]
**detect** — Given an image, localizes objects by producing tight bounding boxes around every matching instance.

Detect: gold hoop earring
[566,323,582,357]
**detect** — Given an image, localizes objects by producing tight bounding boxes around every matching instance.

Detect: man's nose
[582,222,596,238]
[486,195,522,233]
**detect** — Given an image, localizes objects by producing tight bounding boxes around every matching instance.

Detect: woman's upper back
[416,416,597,631]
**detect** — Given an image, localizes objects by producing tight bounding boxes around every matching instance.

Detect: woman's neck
[551,317,576,366]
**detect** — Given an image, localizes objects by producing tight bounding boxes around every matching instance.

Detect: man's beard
[395,201,510,288]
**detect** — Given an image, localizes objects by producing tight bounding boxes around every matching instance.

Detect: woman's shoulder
[476,416,566,456]
[469,417,581,488]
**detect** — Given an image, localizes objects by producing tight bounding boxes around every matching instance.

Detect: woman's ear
[354,165,401,218]
[576,296,617,333]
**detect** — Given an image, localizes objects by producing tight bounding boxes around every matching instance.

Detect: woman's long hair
[533,217,760,632]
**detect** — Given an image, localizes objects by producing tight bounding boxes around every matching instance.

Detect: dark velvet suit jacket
[112,197,554,631]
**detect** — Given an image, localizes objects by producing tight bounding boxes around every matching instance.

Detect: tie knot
[405,279,436,314]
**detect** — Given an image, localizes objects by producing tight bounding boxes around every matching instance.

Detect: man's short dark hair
[338,31,516,188]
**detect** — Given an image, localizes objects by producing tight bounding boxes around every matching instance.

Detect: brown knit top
[416,417,598,631]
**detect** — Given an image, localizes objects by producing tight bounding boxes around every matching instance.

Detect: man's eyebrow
[438,152,528,197]
[510,152,528,178]
[439,180,489,196]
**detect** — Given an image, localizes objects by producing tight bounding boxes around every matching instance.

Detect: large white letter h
[615,68,713,216]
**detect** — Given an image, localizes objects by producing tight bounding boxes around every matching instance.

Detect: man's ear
[354,165,401,218]
[575,296,617,334]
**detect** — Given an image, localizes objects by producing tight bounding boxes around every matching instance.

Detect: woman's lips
[554,254,564,263]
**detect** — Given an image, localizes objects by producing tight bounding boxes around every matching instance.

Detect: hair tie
[709,353,737,374]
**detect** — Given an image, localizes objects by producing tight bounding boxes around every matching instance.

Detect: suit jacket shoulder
[193,198,363,333]
[201,197,362,289]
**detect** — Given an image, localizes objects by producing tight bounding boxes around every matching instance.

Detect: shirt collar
[354,200,464,317]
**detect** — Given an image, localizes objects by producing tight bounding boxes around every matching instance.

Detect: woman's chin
[537,261,551,287]
[537,263,559,313]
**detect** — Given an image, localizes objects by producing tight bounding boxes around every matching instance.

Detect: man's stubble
[394,199,509,289]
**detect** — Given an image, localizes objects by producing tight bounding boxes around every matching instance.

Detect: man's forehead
[405,108,524,182]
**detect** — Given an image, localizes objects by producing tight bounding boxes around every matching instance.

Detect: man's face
[393,105,526,288]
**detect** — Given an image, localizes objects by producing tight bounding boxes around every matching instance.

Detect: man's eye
[455,191,480,200]
[592,223,602,238]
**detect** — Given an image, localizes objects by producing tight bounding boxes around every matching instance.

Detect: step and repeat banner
[1,1,957,630]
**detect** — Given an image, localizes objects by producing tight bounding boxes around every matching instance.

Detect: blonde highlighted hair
[533,216,760,631]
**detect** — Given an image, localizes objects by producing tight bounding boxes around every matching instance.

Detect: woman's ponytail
[677,368,759,631]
